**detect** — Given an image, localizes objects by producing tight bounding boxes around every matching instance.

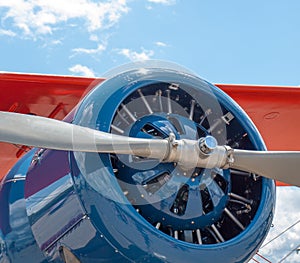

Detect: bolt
[199,136,217,154]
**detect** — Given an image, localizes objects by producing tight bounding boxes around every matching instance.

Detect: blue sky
[0,0,300,85]
[1,0,300,262]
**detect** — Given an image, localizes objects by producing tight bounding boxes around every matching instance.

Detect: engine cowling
[70,62,275,262]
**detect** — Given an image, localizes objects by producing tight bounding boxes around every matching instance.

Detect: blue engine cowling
[0,62,275,263]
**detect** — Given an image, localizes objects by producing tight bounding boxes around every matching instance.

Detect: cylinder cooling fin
[72,62,275,263]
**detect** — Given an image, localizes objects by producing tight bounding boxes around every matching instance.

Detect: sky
[0,0,300,262]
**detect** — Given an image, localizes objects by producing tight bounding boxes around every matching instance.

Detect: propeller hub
[114,112,230,230]
[199,136,218,155]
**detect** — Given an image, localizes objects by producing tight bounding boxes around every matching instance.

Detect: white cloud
[117,48,154,61]
[147,0,176,5]
[90,34,99,42]
[72,43,107,56]
[0,0,129,38]
[155,41,167,47]
[0,28,16,37]
[50,39,62,45]
[257,187,300,262]
[69,64,95,77]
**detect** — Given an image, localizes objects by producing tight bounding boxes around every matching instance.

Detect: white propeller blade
[231,150,300,186]
[0,111,169,160]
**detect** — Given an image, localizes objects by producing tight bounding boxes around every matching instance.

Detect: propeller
[0,111,299,187]
[0,111,169,160]
[230,150,300,186]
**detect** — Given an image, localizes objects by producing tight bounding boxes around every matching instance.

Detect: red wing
[0,73,298,187]
[217,84,300,186]
[0,73,103,179]
[217,84,300,151]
